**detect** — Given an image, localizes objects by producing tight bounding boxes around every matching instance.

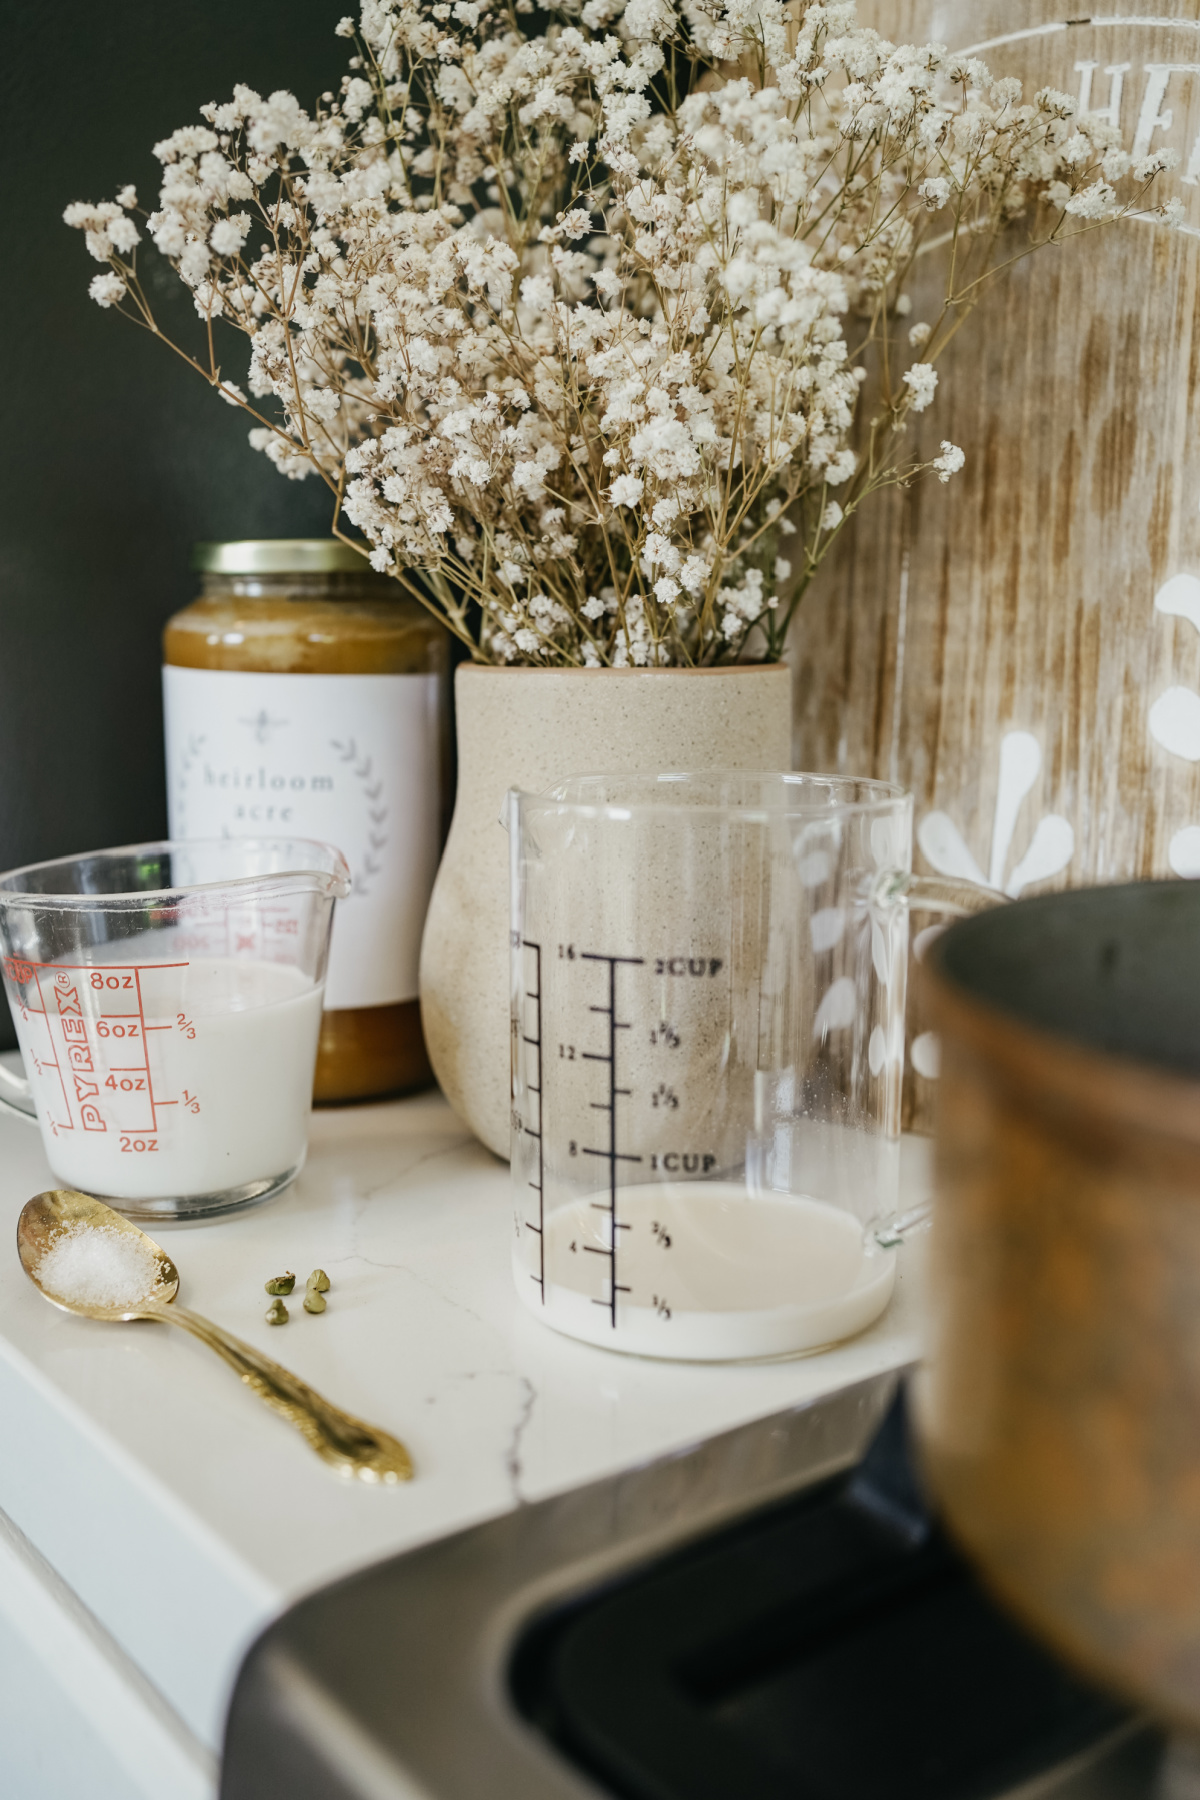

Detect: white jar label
[162,666,441,1010]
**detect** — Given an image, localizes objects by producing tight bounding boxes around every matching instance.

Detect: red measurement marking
[133,968,157,1133]
[13,960,191,1136]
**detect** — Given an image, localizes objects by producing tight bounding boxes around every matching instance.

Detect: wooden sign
[800,0,1200,890]
[796,3,1200,1114]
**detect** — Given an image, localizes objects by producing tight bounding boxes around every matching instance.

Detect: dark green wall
[1,3,352,1046]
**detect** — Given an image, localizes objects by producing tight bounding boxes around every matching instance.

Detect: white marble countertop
[0,1090,928,1790]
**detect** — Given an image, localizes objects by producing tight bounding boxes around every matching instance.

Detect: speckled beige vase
[419,665,794,1157]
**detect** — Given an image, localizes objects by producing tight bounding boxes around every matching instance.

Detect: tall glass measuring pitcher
[509,773,990,1360]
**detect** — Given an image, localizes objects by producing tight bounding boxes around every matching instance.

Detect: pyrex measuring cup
[0,838,349,1219]
[510,773,994,1360]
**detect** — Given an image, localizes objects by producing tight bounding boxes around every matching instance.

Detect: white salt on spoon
[36,1223,164,1312]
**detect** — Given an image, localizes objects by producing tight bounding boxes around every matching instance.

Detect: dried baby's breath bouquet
[69,0,1175,665]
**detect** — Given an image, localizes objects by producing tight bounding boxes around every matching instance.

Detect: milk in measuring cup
[10,958,322,1199]
[518,1183,896,1361]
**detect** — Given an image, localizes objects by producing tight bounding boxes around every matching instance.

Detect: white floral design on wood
[916,731,1076,899]
[1149,574,1200,875]
[910,731,1074,1084]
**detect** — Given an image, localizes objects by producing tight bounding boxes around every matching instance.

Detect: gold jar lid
[192,539,369,575]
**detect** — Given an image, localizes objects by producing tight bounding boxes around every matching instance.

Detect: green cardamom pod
[265,1272,295,1295]
[265,1298,289,1325]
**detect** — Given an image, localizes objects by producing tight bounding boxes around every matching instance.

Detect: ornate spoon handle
[138,1301,413,1483]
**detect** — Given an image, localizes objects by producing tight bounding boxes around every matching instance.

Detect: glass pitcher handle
[873,869,1007,920]
[869,869,1008,1245]
[0,1055,37,1124]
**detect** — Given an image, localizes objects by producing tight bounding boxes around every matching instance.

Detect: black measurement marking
[580,952,643,1328]
[654,957,723,978]
[588,1201,632,1227]
[521,940,545,1302]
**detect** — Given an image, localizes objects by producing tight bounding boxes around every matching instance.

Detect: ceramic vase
[419,664,793,1156]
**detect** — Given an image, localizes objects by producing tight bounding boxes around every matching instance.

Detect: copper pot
[919,881,1200,1729]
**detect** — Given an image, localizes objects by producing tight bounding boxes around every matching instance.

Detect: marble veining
[0,1086,926,1752]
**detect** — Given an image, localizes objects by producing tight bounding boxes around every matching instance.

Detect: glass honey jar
[162,540,449,1103]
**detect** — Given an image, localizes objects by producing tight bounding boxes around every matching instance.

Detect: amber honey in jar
[162,540,448,1103]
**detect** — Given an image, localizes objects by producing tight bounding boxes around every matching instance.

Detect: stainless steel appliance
[221,1372,1161,1799]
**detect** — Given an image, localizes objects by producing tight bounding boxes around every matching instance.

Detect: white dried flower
[104,198,142,245]
[1134,149,1181,182]
[903,363,938,412]
[556,208,593,241]
[680,555,709,595]
[1035,87,1077,119]
[1064,181,1116,221]
[609,474,644,508]
[210,215,250,255]
[623,0,677,42]
[1060,133,1093,168]
[932,440,965,482]
[88,272,127,308]
[519,274,554,311]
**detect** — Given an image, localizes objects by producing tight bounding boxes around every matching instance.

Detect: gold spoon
[17,1189,413,1485]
